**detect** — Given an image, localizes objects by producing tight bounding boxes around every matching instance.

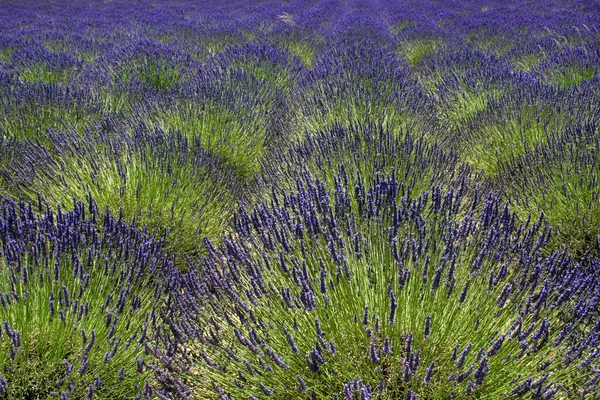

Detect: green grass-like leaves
[0,199,169,398]
[2,129,238,258]
[460,108,561,177]
[142,99,270,180]
[179,173,594,399]
[498,123,600,257]
[399,38,443,67]
[548,66,597,87]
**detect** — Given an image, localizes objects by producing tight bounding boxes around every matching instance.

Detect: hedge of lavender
[1,0,600,399]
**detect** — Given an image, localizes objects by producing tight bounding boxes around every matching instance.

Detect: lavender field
[1,0,600,398]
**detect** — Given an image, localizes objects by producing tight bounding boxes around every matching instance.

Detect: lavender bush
[1,128,239,257]
[260,121,467,206]
[498,121,600,258]
[173,164,600,399]
[0,197,183,398]
[291,44,433,139]
[456,81,600,177]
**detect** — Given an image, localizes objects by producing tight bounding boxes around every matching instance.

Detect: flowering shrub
[1,128,238,257]
[0,197,183,398]
[173,150,600,398]
[498,121,600,258]
[292,44,432,137]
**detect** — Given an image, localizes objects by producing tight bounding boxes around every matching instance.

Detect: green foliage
[498,124,600,257]
[200,35,244,59]
[460,106,562,177]
[293,68,427,144]
[511,52,545,72]
[180,173,594,399]
[284,40,318,67]
[0,93,100,141]
[464,32,511,55]
[2,130,238,257]
[234,59,293,92]
[399,38,442,67]
[0,199,168,399]
[17,63,76,85]
[549,66,597,87]
[294,96,414,140]
[0,48,12,62]
[390,21,411,36]
[436,87,503,130]
[117,56,181,91]
[270,122,462,201]
[142,99,270,180]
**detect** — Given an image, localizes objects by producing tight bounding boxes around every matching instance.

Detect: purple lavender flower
[424,362,435,386]
[369,340,380,365]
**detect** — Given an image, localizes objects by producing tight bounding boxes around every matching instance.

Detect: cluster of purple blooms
[0,197,188,398]
[171,140,600,397]
[0,0,599,398]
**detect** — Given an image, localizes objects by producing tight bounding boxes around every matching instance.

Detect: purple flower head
[369,340,380,365]
[424,314,431,338]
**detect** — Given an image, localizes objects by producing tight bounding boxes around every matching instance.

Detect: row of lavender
[0,0,599,398]
[175,125,600,399]
[2,53,599,255]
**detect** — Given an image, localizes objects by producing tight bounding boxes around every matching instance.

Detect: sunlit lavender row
[0,0,599,399]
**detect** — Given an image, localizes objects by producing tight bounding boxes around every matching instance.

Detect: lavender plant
[263,121,464,203]
[1,128,238,257]
[269,28,321,67]
[10,45,83,85]
[138,99,270,180]
[99,40,198,93]
[455,82,600,176]
[0,197,183,399]
[421,48,517,132]
[539,43,600,88]
[397,34,444,68]
[0,48,11,63]
[137,65,288,179]
[205,43,302,92]
[0,1,599,399]
[0,80,107,141]
[498,121,600,258]
[172,166,600,399]
[292,43,432,139]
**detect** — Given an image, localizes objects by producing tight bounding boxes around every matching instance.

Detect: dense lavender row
[498,121,600,258]
[1,127,240,258]
[0,0,599,398]
[0,197,185,398]
[261,121,468,205]
[172,155,600,398]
